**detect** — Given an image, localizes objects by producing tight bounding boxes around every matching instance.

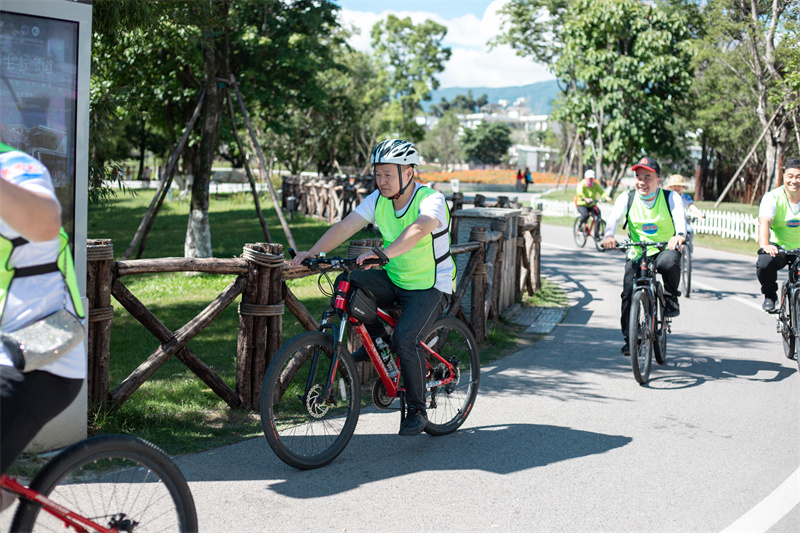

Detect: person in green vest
[576,169,611,231]
[0,142,85,506]
[602,156,687,355]
[756,159,800,312]
[291,139,454,436]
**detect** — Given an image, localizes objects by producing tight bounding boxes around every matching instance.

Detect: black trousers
[0,366,83,475]
[620,250,681,339]
[756,248,792,300]
[341,269,448,413]
[577,205,599,225]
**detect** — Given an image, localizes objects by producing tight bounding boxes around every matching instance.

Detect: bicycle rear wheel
[260,331,360,470]
[573,217,587,247]
[653,285,667,365]
[593,218,607,251]
[680,244,692,297]
[629,290,653,384]
[12,434,197,533]
[780,285,794,359]
[420,317,480,436]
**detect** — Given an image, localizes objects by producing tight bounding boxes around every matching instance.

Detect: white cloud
[339,0,555,89]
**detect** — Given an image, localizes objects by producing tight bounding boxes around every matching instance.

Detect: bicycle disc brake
[305,384,331,418]
[108,513,139,532]
[371,379,394,409]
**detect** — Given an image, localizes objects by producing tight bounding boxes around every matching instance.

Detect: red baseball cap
[631,156,660,175]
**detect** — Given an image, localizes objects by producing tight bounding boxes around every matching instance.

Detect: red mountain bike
[573,205,606,251]
[259,251,480,470]
[0,434,197,532]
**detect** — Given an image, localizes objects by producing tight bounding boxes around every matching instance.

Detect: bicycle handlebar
[758,247,800,256]
[614,240,670,252]
[288,248,388,269]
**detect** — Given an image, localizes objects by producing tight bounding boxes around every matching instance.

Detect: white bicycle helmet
[584,169,596,180]
[370,139,419,199]
[370,139,420,166]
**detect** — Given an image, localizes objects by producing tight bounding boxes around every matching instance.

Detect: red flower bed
[418,169,566,185]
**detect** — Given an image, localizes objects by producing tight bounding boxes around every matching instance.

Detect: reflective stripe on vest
[0,228,84,321]
[768,187,800,249]
[626,189,676,260]
[374,186,454,290]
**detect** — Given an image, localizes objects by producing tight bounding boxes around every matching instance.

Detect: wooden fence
[86,211,541,412]
[281,175,376,223]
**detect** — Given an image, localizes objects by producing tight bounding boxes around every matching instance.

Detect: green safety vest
[374,186,455,291]
[0,229,84,322]
[626,188,676,260]
[766,187,800,249]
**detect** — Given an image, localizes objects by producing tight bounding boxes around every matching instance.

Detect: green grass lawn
[79,189,567,457]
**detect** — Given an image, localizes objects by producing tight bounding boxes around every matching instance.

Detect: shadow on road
[251,422,631,498]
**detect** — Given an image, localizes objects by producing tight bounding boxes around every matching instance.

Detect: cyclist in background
[602,156,686,355]
[756,158,800,312]
[665,174,704,241]
[576,169,611,231]
[291,139,454,437]
[0,142,85,509]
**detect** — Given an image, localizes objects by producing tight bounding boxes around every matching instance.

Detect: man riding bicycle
[576,169,611,230]
[291,139,454,436]
[757,158,800,312]
[602,156,686,355]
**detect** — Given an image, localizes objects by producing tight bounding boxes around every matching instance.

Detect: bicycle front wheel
[792,289,800,360]
[629,290,653,384]
[12,434,197,533]
[593,219,607,251]
[780,285,794,359]
[420,317,480,436]
[260,331,360,470]
[680,245,692,297]
[573,217,587,247]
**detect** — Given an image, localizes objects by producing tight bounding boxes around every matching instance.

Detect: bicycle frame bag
[1,309,84,372]
[347,286,377,324]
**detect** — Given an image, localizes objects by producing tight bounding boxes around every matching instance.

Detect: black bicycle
[760,247,800,361]
[616,241,672,384]
[573,205,606,251]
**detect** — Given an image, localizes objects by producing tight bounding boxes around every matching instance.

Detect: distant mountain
[424,79,561,115]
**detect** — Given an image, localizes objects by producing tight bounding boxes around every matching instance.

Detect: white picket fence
[535,199,758,242]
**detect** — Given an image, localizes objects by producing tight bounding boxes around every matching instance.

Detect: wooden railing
[86,212,541,413]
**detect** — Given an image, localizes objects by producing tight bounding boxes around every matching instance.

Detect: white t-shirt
[353,182,454,294]
[0,150,86,379]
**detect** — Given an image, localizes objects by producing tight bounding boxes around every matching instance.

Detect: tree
[430,91,489,117]
[419,111,462,169]
[461,123,512,166]
[497,0,694,191]
[370,15,451,141]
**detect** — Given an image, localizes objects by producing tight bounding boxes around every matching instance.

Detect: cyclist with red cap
[602,156,686,355]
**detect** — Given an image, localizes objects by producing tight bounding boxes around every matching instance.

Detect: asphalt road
[166,223,799,532]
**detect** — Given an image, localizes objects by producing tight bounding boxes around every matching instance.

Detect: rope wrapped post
[469,227,488,341]
[532,210,542,292]
[515,218,525,302]
[237,243,285,410]
[86,239,114,409]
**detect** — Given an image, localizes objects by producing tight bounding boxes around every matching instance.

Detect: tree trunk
[186,1,230,259]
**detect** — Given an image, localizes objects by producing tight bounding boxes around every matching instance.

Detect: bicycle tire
[11,434,197,533]
[421,316,480,436]
[572,217,587,248]
[780,285,795,359]
[653,284,667,365]
[260,331,360,470]
[792,289,800,360]
[593,219,606,252]
[629,290,653,384]
[681,245,692,297]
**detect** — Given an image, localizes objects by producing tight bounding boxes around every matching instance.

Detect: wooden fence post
[86,239,114,409]
[237,243,285,410]
[532,210,542,292]
[469,227,488,341]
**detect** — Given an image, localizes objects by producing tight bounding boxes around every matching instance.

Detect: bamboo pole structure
[230,74,297,250]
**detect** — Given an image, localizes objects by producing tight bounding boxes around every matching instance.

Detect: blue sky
[333,0,554,89]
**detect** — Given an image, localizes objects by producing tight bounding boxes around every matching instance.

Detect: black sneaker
[399,407,428,436]
[762,297,777,313]
[621,340,630,356]
[664,297,680,318]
